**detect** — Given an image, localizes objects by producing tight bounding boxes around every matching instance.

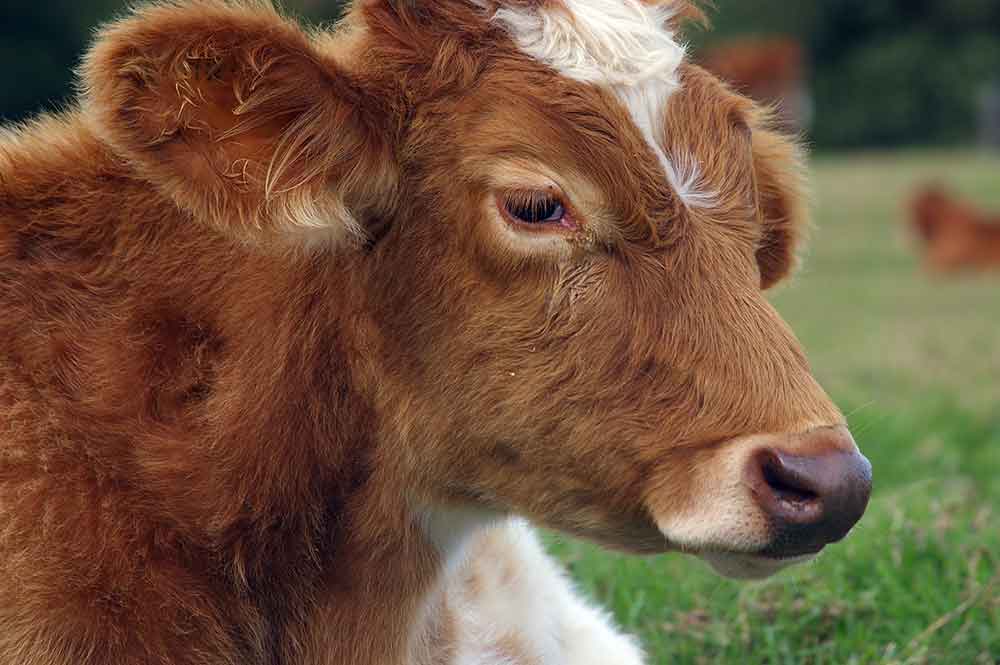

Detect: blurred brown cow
[909,185,1000,273]
[699,38,810,135]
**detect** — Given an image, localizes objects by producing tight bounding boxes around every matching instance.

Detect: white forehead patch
[477,0,713,208]
[487,0,685,87]
[616,79,715,208]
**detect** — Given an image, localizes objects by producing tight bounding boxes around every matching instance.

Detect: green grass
[548,149,1000,664]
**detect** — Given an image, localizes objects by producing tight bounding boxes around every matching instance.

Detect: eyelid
[483,159,615,244]
[501,185,564,210]
[497,187,581,232]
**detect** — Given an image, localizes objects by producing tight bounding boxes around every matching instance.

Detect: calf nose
[748,426,872,557]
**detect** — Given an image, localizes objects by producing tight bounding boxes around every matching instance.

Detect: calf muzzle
[748,426,872,558]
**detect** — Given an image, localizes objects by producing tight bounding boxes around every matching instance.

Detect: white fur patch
[441,519,646,665]
[615,79,716,208]
[654,436,770,555]
[485,0,685,87]
[479,0,713,208]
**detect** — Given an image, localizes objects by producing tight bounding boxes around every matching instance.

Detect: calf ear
[81,1,397,247]
[750,127,809,289]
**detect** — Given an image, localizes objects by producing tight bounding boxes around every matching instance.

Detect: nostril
[757,451,824,523]
[761,454,819,509]
[751,448,827,530]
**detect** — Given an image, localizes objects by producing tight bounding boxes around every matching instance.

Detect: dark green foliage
[0,0,347,123]
[0,2,997,151]
[700,0,1000,149]
[1,0,121,122]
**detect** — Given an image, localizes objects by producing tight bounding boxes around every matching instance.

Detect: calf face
[82,0,870,579]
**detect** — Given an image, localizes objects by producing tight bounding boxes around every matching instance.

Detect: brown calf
[699,37,811,134]
[0,2,871,664]
[909,184,1000,273]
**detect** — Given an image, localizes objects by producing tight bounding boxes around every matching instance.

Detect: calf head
[83,0,870,579]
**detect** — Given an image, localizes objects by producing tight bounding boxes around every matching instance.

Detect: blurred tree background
[0,0,343,124]
[2,0,999,150]
[696,0,1000,149]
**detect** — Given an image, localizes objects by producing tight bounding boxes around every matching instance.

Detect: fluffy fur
[0,1,864,664]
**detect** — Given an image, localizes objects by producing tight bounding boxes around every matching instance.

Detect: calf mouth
[699,550,821,580]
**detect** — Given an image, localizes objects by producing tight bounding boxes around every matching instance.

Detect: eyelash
[498,189,578,231]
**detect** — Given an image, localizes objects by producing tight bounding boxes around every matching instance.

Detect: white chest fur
[411,516,646,665]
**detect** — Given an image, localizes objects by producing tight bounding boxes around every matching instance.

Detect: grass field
[548,150,1000,665]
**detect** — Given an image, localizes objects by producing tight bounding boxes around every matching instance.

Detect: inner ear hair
[81,0,398,248]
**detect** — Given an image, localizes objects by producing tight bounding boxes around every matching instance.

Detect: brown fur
[1,2,852,663]
[908,184,1000,273]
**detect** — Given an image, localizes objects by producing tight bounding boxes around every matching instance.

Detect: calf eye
[499,189,575,229]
